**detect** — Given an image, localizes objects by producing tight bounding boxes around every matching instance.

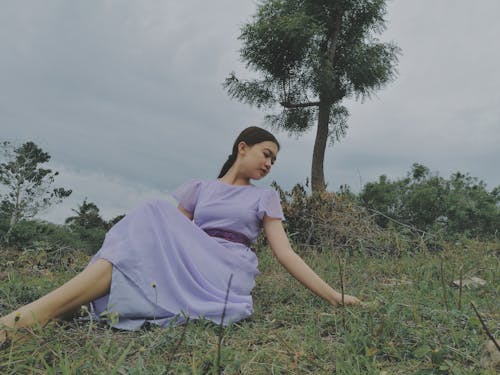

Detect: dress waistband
[203,228,252,249]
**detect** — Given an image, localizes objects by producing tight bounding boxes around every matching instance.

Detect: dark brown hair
[217,126,280,178]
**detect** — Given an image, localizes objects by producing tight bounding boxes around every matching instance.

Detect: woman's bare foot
[0,259,112,346]
[0,315,16,348]
[0,307,46,349]
[0,328,9,348]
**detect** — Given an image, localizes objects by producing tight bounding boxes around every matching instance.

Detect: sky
[1,0,499,224]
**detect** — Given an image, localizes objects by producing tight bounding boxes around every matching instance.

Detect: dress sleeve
[257,189,285,221]
[171,179,202,213]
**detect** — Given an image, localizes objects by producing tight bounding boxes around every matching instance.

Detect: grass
[0,239,499,374]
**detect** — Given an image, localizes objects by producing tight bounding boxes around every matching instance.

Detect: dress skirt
[88,199,259,330]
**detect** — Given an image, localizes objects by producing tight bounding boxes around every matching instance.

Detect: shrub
[4,219,81,249]
[271,180,414,255]
[360,164,500,239]
[0,218,105,254]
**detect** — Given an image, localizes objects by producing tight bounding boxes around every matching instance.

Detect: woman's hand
[331,293,361,306]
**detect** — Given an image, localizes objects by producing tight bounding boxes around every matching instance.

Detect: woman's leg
[0,258,112,343]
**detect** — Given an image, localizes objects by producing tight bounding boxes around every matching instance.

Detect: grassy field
[0,240,498,374]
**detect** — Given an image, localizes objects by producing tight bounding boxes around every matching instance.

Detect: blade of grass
[110,340,134,374]
[215,273,233,374]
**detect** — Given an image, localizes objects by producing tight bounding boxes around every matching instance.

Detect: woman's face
[238,141,279,180]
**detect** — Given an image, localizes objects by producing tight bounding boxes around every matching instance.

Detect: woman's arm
[263,216,360,306]
[177,204,193,220]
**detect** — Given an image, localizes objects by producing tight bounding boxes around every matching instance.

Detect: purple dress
[88,179,285,330]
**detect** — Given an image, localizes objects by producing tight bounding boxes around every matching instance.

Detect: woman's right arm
[263,216,360,306]
[177,204,193,220]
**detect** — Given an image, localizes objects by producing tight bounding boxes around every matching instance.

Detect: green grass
[1,240,498,374]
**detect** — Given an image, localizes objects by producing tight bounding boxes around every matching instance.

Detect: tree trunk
[4,212,16,244]
[311,100,330,192]
[4,179,21,244]
[310,13,342,192]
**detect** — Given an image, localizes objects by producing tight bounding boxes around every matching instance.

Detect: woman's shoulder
[218,180,280,194]
[180,179,278,196]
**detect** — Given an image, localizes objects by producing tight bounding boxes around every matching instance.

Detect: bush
[0,218,105,254]
[271,180,415,255]
[0,199,118,254]
[360,164,500,239]
[65,224,107,254]
[4,220,80,249]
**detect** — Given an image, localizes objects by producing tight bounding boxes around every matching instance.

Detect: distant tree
[66,199,125,231]
[107,214,125,228]
[0,141,72,242]
[360,163,500,238]
[65,199,110,253]
[444,172,500,236]
[65,198,108,230]
[225,0,400,191]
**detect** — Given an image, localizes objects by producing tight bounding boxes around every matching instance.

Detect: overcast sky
[1,0,499,224]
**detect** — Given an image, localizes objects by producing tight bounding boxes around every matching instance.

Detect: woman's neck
[219,169,251,186]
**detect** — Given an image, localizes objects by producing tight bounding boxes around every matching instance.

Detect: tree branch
[280,101,320,109]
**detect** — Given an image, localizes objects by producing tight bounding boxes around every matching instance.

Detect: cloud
[39,164,176,224]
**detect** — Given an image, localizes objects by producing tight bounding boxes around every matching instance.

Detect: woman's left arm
[263,216,360,306]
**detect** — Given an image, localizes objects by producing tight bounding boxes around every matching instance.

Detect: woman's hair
[217,126,280,178]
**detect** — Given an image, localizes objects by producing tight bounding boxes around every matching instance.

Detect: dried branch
[440,257,449,312]
[457,266,463,310]
[470,302,500,352]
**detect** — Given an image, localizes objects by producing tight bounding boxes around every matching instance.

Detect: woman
[0,126,359,341]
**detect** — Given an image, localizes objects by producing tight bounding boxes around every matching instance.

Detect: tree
[0,141,72,242]
[65,198,111,253]
[225,0,400,191]
[65,198,108,230]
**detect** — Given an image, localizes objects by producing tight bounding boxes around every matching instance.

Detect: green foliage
[0,198,123,254]
[360,163,500,239]
[68,226,107,254]
[64,198,122,254]
[65,198,108,230]
[225,0,400,190]
[0,219,92,252]
[228,0,400,107]
[0,141,72,242]
[107,213,126,228]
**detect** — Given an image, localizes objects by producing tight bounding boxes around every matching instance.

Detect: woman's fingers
[336,294,361,306]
